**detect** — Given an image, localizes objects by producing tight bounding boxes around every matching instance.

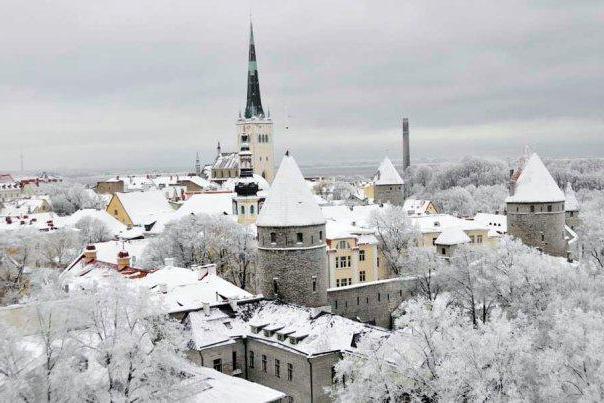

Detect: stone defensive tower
[402,117,410,170]
[506,152,567,257]
[372,156,405,206]
[564,182,580,230]
[236,21,275,182]
[256,152,328,307]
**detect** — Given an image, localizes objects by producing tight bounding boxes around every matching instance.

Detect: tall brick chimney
[402,117,410,170]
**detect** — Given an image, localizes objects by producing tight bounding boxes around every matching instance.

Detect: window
[319,231,323,240]
[213,358,222,372]
[249,351,255,368]
[336,279,340,287]
[470,235,475,243]
[275,359,280,377]
[441,247,446,255]
[530,205,535,212]
[232,351,237,370]
[357,296,360,305]
[541,233,545,241]
[287,363,293,381]
[477,235,483,244]
[287,397,294,403]
[547,205,552,212]
[570,211,574,217]
[270,232,276,243]
[312,276,317,292]
[359,271,366,282]
[378,293,381,302]
[240,205,245,214]
[348,277,352,285]
[250,205,255,214]
[377,257,380,267]
[262,355,267,372]
[296,232,303,243]
[359,250,365,261]
[338,240,350,249]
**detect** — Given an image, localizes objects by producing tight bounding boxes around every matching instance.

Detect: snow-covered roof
[435,227,471,246]
[58,209,127,237]
[473,213,507,234]
[113,191,174,225]
[175,192,235,218]
[373,157,404,185]
[221,174,270,192]
[92,239,149,268]
[410,214,488,234]
[212,153,239,171]
[564,182,579,211]
[402,199,434,216]
[179,367,285,402]
[180,176,214,189]
[0,196,50,217]
[188,300,388,356]
[506,153,565,203]
[257,154,325,227]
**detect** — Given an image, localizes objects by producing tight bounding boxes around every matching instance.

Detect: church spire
[244,20,264,119]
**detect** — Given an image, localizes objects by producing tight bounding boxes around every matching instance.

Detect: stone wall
[565,210,581,231]
[507,201,567,257]
[246,338,338,403]
[257,224,328,307]
[374,184,404,206]
[327,277,416,328]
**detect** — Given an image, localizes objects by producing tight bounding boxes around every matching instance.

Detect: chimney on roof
[117,251,130,270]
[84,244,97,263]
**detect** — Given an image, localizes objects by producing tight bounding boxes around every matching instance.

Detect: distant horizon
[1,1,602,171]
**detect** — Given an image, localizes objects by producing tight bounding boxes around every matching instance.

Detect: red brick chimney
[117,251,130,270]
[84,244,97,263]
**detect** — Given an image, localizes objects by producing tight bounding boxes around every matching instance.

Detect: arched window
[240,205,245,215]
[250,205,255,214]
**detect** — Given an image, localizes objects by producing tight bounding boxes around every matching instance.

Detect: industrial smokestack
[402,117,410,170]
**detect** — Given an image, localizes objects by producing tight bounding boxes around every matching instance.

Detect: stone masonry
[507,201,567,257]
[257,224,328,307]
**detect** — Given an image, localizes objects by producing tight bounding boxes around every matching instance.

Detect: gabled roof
[256,153,325,227]
[435,227,471,246]
[373,157,404,185]
[113,191,174,225]
[564,182,579,212]
[506,153,565,203]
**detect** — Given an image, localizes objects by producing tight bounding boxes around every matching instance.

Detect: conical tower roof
[564,182,579,211]
[374,157,404,185]
[257,152,325,227]
[506,153,565,203]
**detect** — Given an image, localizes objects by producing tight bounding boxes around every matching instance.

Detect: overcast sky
[1,0,603,172]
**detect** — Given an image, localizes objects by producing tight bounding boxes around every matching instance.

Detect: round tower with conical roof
[256,151,328,307]
[506,153,567,257]
[372,156,405,205]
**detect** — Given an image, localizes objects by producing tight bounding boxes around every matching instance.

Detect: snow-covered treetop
[564,182,579,211]
[434,226,471,246]
[506,153,565,203]
[373,157,404,186]
[256,153,325,227]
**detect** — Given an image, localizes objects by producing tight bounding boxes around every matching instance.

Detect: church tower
[256,152,328,308]
[236,21,275,182]
[232,137,263,225]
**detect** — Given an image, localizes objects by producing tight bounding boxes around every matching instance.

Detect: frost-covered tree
[41,182,105,216]
[37,229,81,269]
[369,206,418,275]
[142,214,257,290]
[400,247,445,301]
[333,238,604,401]
[0,277,194,402]
[74,216,113,244]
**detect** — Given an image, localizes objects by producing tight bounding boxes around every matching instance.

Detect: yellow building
[326,233,390,288]
[106,191,174,228]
